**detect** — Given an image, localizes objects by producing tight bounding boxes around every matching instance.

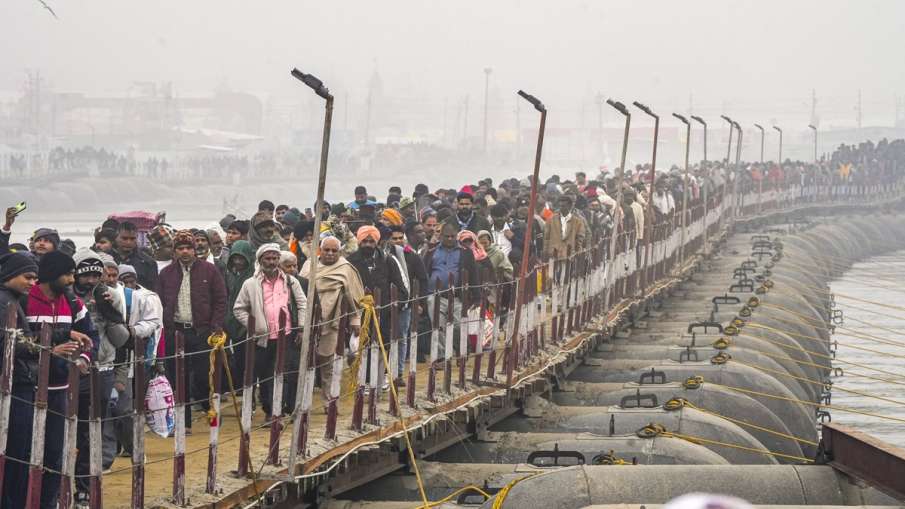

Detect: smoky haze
[2,0,904,213]
[4,1,902,115]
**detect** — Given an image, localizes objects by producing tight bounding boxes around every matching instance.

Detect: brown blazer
[543,212,587,260]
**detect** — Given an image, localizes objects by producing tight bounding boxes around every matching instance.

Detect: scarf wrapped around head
[172,229,195,249]
[457,230,486,261]
[356,225,380,243]
[381,208,403,226]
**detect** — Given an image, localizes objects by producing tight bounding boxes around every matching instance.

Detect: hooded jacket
[224,240,255,337]
[73,250,130,371]
[25,284,99,390]
[249,212,289,250]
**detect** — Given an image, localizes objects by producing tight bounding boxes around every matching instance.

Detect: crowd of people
[0,145,283,181]
[0,139,904,507]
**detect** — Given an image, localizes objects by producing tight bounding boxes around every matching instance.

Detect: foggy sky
[4,0,905,127]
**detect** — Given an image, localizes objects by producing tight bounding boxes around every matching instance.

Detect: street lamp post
[733,121,743,217]
[773,126,783,164]
[691,115,709,255]
[632,101,658,291]
[506,90,546,388]
[774,125,787,204]
[288,68,334,474]
[482,67,492,153]
[721,115,734,164]
[808,124,817,163]
[720,115,736,219]
[605,99,630,312]
[673,113,691,266]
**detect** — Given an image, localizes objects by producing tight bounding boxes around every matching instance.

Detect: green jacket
[224,240,255,337]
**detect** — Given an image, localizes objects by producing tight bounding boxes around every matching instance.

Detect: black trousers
[2,386,66,509]
[254,337,300,416]
[75,370,113,495]
[164,327,210,428]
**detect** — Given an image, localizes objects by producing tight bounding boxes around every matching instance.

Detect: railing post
[427,282,441,402]
[88,361,102,509]
[0,304,18,497]
[267,311,288,465]
[297,294,319,456]
[485,282,504,381]
[458,270,469,390]
[325,299,347,440]
[237,316,256,476]
[24,325,51,509]
[388,285,400,416]
[131,335,147,508]
[443,275,454,394]
[406,280,420,407]
[59,362,79,509]
[472,284,486,386]
[206,331,222,491]
[366,289,381,426]
[172,330,186,506]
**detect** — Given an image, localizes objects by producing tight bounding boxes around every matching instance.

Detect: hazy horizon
[4,0,905,131]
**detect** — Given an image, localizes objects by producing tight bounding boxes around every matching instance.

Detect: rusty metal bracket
[820,422,905,500]
[639,368,667,385]
[687,321,724,334]
[619,389,659,409]
[527,444,585,467]
[729,280,754,293]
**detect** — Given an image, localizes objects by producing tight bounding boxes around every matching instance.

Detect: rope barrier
[703,379,905,425]
[636,422,813,464]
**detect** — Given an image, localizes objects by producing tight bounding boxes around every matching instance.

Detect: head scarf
[381,208,403,226]
[172,229,195,249]
[457,230,486,261]
[356,225,380,243]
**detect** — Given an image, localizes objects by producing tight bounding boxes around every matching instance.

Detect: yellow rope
[748,322,905,366]
[760,301,905,350]
[732,333,905,386]
[490,473,540,509]
[638,422,813,463]
[358,295,430,509]
[680,398,818,447]
[417,485,492,508]
[207,331,228,425]
[727,357,905,408]
[704,379,905,424]
[765,304,905,347]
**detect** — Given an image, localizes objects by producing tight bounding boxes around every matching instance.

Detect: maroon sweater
[158,259,227,335]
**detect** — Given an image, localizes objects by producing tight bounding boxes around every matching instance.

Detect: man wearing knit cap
[14,250,97,508]
[158,229,227,430]
[233,243,307,418]
[71,249,131,502]
[31,227,61,258]
[0,252,40,507]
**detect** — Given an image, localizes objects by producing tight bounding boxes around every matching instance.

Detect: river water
[829,251,905,448]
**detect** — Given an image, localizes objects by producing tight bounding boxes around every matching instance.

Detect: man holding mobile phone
[0,205,21,255]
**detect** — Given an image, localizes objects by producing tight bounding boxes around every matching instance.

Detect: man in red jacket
[157,230,227,431]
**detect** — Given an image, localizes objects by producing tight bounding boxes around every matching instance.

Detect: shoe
[119,450,132,458]
[395,377,406,387]
[75,492,90,508]
[185,427,193,436]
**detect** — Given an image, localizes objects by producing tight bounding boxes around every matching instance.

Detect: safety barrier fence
[0,177,902,508]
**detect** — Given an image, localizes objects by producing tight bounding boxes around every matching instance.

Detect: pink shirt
[262,274,290,340]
